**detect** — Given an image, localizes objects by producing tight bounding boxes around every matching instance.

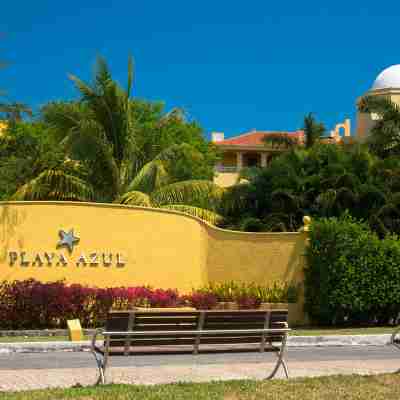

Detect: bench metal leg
[265,336,289,380]
[92,350,106,385]
[281,358,289,379]
[91,329,108,385]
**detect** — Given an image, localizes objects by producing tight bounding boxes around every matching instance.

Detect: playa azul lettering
[7,228,126,268]
[8,251,126,268]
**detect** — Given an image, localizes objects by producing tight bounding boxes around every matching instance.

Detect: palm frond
[41,101,89,139]
[160,204,223,225]
[335,187,358,211]
[359,185,386,211]
[118,190,152,207]
[68,73,97,101]
[315,189,337,216]
[270,189,301,213]
[63,118,121,198]
[218,183,250,216]
[94,56,113,93]
[358,95,400,117]
[128,159,169,193]
[303,112,325,148]
[154,143,193,163]
[263,134,299,149]
[264,212,292,232]
[126,55,134,98]
[12,170,94,201]
[335,173,361,190]
[69,60,126,166]
[151,180,224,209]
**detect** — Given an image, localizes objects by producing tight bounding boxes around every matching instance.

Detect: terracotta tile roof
[215,130,305,146]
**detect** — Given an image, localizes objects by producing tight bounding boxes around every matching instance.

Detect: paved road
[0,346,398,369]
[0,346,399,391]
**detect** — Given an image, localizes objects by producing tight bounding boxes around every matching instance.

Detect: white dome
[372,65,400,90]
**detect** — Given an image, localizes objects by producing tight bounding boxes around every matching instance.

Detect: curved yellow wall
[0,202,208,292]
[0,202,306,296]
[206,228,306,288]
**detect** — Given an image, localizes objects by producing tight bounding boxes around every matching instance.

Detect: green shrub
[198,281,299,304]
[304,214,400,326]
[240,217,265,232]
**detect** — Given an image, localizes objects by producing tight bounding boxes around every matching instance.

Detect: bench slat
[102,310,289,351]
[106,336,285,348]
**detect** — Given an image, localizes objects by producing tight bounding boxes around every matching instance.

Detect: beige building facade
[213,65,400,187]
[356,65,400,140]
[212,130,305,187]
[212,124,352,187]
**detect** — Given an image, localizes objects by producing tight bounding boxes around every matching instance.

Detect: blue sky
[2,1,399,139]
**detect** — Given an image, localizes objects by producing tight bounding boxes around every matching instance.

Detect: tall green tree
[262,113,325,151]
[262,133,299,149]
[0,102,33,125]
[303,113,325,148]
[0,58,32,123]
[0,122,74,200]
[217,141,400,235]
[12,57,221,224]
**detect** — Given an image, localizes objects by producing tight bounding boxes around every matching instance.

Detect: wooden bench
[91,309,291,384]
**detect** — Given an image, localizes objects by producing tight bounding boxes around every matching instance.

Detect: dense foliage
[0,279,297,329]
[0,122,72,200]
[304,215,400,326]
[0,57,221,223]
[219,143,400,236]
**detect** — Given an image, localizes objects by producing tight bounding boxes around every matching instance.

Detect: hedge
[0,280,183,329]
[0,279,297,329]
[304,214,400,326]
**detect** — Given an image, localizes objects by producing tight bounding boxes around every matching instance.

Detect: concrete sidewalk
[0,346,398,392]
[0,334,394,354]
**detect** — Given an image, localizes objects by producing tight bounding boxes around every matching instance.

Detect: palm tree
[262,113,324,151]
[12,57,223,225]
[0,102,33,124]
[303,113,325,149]
[358,95,400,158]
[262,133,299,149]
[0,59,32,124]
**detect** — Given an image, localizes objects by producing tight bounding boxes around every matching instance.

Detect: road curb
[288,334,392,347]
[0,334,393,354]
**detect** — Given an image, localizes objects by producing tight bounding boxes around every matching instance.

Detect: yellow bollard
[67,319,83,341]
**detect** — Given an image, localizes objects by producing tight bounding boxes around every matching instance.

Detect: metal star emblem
[58,229,80,252]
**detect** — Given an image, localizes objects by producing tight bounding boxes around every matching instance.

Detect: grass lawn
[2,374,400,399]
[0,326,396,343]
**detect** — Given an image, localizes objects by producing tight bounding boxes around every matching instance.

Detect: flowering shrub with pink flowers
[0,279,183,329]
[0,279,298,329]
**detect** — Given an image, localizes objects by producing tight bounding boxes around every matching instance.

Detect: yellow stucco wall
[0,202,308,323]
[206,229,306,287]
[0,202,208,292]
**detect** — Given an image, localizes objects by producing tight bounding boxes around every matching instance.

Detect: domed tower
[356,65,400,140]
